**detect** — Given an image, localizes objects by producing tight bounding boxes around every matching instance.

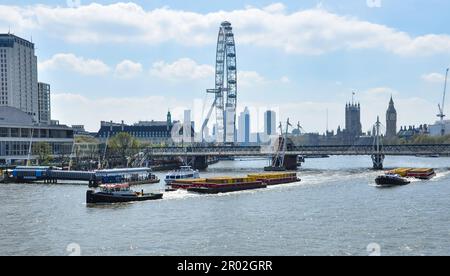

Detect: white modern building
[429,120,450,136]
[0,34,39,122]
[38,82,51,125]
[237,107,250,144]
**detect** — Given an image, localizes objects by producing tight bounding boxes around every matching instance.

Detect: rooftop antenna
[326,108,329,132]
[352,91,356,105]
[437,68,449,136]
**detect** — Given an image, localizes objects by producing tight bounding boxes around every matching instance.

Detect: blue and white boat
[95,167,160,186]
[165,166,200,185]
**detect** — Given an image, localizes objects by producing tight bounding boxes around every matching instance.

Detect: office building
[264,110,276,136]
[238,107,250,144]
[38,82,51,125]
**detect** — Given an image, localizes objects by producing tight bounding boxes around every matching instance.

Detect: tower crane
[437,68,449,136]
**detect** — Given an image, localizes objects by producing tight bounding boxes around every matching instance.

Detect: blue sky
[1,0,449,133]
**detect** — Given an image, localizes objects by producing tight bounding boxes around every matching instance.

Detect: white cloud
[1,3,450,56]
[421,72,446,83]
[149,58,267,87]
[39,53,111,76]
[263,3,286,13]
[114,60,143,79]
[150,58,214,81]
[363,87,399,97]
[280,76,290,83]
[52,93,179,131]
[238,71,266,87]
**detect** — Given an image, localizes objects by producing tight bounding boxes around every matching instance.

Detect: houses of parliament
[291,97,401,146]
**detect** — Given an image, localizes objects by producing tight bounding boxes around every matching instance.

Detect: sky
[1,0,450,133]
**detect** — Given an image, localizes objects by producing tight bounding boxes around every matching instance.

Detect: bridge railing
[141,144,450,156]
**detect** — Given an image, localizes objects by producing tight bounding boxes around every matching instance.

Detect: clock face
[390,114,396,120]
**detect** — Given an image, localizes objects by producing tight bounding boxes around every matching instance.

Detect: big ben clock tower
[386,96,397,139]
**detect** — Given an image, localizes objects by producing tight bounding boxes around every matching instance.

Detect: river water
[1,156,450,256]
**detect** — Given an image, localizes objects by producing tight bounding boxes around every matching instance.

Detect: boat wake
[162,189,200,200]
[430,169,450,181]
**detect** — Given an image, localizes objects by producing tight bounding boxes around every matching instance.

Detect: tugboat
[375,174,410,187]
[165,166,200,185]
[86,184,163,204]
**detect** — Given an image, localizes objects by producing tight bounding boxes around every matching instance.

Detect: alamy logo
[67,0,81,8]
[367,0,382,8]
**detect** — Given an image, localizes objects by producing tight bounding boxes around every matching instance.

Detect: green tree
[33,142,53,166]
[108,132,140,167]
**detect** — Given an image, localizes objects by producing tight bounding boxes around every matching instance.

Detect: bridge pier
[284,155,298,170]
[188,156,209,170]
[269,154,298,171]
[371,154,385,170]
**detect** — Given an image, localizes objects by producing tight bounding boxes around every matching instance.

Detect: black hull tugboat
[86,184,163,204]
[375,174,410,187]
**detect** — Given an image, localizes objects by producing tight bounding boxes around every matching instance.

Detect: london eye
[203,21,237,144]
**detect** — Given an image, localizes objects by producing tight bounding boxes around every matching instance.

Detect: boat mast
[438,68,449,136]
[26,128,34,166]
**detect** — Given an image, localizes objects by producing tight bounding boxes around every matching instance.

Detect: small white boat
[165,166,200,185]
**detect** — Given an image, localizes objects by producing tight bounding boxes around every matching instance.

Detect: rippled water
[1,156,450,256]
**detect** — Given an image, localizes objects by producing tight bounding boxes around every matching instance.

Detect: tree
[108,132,140,167]
[33,142,52,166]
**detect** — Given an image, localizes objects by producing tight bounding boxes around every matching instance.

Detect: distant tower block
[386,96,397,138]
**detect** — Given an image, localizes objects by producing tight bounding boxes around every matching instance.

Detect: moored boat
[375,174,410,187]
[94,168,160,187]
[86,184,163,204]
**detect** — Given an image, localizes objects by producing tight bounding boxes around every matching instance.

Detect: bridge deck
[143,144,450,157]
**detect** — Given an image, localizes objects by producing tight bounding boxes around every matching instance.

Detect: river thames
[1,156,450,256]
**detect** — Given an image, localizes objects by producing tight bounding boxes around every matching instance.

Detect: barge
[248,172,300,185]
[186,177,267,194]
[187,182,267,194]
[170,172,300,194]
[387,168,436,180]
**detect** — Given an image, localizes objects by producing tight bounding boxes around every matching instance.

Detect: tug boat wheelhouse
[86,184,163,204]
[165,166,200,185]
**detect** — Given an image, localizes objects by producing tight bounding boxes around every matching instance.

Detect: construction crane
[437,68,449,136]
